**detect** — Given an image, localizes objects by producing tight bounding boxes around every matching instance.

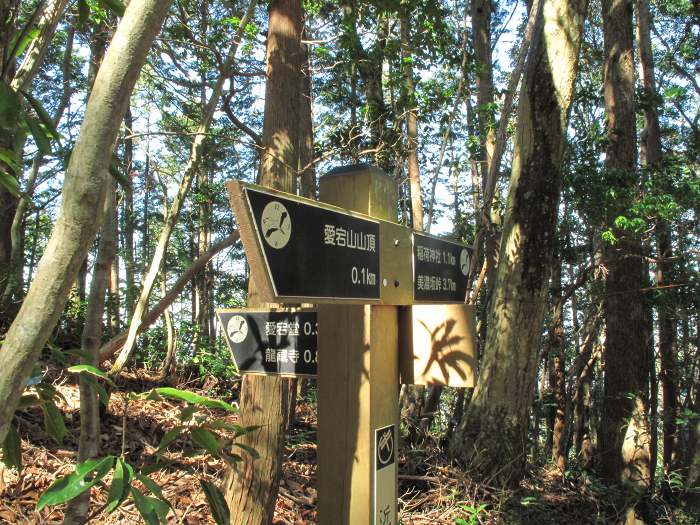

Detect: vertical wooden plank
[317,165,399,525]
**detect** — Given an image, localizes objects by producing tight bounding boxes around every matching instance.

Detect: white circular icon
[377,428,394,466]
[459,249,469,276]
[261,201,292,249]
[227,315,248,344]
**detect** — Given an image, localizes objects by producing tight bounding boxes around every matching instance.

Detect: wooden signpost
[222,164,478,525]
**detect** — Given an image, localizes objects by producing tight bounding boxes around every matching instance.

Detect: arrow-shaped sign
[226,181,471,305]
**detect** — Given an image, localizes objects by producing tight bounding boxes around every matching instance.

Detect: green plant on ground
[454,503,488,525]
[4,365,258,525]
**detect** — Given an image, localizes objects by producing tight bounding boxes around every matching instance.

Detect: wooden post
[317,165,399,525]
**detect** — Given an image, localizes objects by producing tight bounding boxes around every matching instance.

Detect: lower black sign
[413,233,470,302]
[216,310,317,376]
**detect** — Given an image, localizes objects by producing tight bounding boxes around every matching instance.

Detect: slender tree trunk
[472,0,496,190]
[109,0,257,376]
[549,258,567,470]
[63,179,117,524]
[0,0,173,445]
[599,0,652,517]
[11,0,69,91]
[196,164,211,350]
[2,25,74,311]
[224,2,303,522]
[598,0,651,523]
[98,232,239,362]
[123,107,136,319]
[686,350,700,507]
[449,0,588,486]
[400,8,423,231]
[298,37,315,199]
[637,0,678,481]
[340,1,389,167]
[158,269,176,378]
[0,3,20,312]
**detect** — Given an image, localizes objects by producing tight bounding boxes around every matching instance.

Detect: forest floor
[0,368,697,524]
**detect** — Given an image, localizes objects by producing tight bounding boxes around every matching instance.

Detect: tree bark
[63,179,117,525]
[549,258,567,470]
[449,0,588,486]
[599,0,652,500]
[400,8,423,232]
[11,0,69,92]
[0,0,173,445]
[123,107,136,319]
[637,0,678,482]
[2,20,73,306]
[224,1,303,522]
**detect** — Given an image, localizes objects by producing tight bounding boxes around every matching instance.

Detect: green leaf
[156,427,183,455]
[153,387,237,412]
[67,364,115,385]
[0,170,20,197]
[178,405,198,422]
[140,459,173,476]
[78,0,90,25]
[0,83,21,130]
[200,480,230,525]
[105,458,133,513]
[96,0,126,17]
[233,442,260,460]
[136,473,166,500]
[37,456,115,510]
[64,348,94,361]
[2,425,22,472]
[130,487,169,525]
[41,401,67,444]
[190,427,221,456]
[206,419,254,436]
[9,27,39,59]
[109,158,132,193]
[25,114,52,155]
[0,147,21,176]
[82,374,109,406]
[19,90,60,141]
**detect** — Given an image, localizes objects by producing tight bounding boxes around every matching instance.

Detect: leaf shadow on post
[417,318,475,385]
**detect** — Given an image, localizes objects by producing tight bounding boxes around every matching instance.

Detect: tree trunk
[449,0,588,486]
[123,107,136,319]
[472,0,496,189]
[224,2,302,523]
[340,1,390,168]
[599,0,652,503]
[637,0,678,481]
[98,232,239,362]
[109,0,257,376]
[0,0,173,445]
[400,8,423,232]
[549,259,567,470]
[11,0,69,92]
[63,179,117,524]
[158,269,176,378]
[298,37,316,199]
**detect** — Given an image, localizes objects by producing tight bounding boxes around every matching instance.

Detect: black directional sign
[245,187,381,301]
[413,233,470,302]
[216,310,318,376]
